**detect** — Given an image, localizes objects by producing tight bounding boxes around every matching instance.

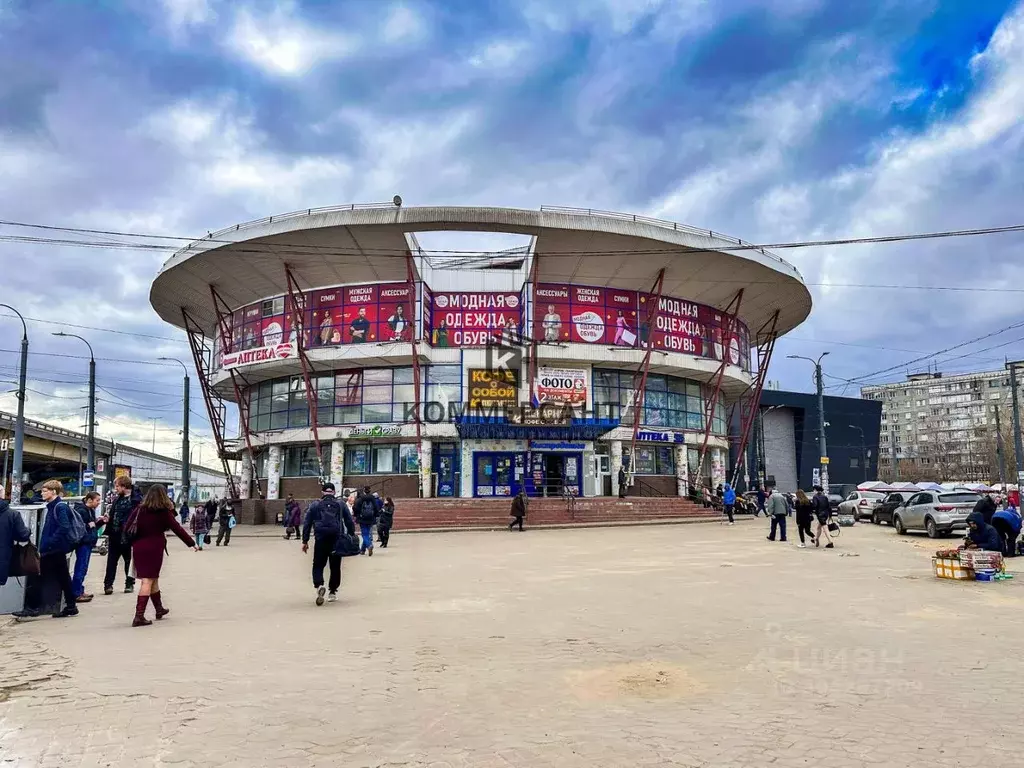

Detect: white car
[837,490,886,521]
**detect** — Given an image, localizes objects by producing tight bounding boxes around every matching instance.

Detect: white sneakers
[798,543,807,548]
[327,592,337,602]
[315,586,326,606]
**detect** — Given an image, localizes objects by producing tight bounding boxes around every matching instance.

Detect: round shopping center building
[150,204,810,504]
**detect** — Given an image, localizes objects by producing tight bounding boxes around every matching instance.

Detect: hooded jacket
[967,511,1003,552]
[723,485,737,506]
[992,507,1022,536]
[972,495,997,525]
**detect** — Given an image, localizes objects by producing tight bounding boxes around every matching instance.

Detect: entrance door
[593,454,610,496]
[473,452,523,497]
[544,454,565,497]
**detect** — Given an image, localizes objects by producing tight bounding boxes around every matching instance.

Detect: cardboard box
[933,557,973,580]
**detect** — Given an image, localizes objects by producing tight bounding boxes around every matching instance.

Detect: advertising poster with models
[430,291,521,347]
[534,283,640,346]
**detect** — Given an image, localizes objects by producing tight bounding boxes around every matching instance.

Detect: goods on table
[933,548,1006,581]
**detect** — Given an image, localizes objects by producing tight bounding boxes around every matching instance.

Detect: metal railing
[539,205,797,271]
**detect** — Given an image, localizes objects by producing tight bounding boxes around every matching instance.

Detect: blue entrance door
[473,452,524,497]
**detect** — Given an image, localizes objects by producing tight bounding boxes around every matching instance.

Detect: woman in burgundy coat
[131,485,196,627]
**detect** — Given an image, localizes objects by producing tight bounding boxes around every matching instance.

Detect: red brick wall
[343,474,418,499]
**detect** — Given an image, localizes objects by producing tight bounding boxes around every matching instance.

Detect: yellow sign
[820,457,830,465]
[468,369,518,409]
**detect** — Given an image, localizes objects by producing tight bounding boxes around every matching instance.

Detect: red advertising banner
[534,284,639,346]
[431,291,522,347]
[643,294,705,355]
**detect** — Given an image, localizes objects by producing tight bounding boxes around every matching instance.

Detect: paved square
[2,521,1022,767]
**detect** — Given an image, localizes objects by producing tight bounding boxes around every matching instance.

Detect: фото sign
[468,368,519,409]
[536,366,588,406]
[221,341,297,370]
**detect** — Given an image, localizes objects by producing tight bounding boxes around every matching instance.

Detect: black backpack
[318,497,343,535]
[357,497,377,525]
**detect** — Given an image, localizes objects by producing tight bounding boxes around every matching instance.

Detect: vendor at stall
[965,511,1003,552]
[991,504,1022,558]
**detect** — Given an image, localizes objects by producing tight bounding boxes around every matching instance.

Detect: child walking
[191,503,210,551]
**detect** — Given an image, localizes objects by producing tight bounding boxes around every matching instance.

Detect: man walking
[766,486,788,542]
[352,486,377,556]
[755,486,767,517]
[104,475,140,595]
[71,491,102,602]
[722,483,737,525]
[811,485,835,549]
[301,482,355,605]
[216,498,235,546]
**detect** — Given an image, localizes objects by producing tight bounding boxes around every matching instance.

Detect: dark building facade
[733,390,882,492]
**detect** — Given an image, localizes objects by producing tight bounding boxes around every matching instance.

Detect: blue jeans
[360,524,373,553]
[72,543,93,597]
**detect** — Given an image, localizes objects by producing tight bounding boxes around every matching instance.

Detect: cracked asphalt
[1,521,1022,767]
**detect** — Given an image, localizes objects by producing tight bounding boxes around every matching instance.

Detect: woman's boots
[151,592,169,619]
[133,595,152,627]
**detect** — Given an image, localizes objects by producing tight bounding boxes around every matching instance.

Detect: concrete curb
[228,516,759,537]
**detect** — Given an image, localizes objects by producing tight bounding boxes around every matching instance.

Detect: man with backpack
[104,475,140,595]
[71,491,102,603]
[301,482,355,605]
[353,486,378,556]
[35,480,82,618]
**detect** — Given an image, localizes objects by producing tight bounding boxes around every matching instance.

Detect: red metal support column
[181,308,239,500]
[693,289,744,489]
[210,286,262,497]
[283,266,326,480]
[730,310,780,488]
[626,269,666,478]
[527,254,540,407]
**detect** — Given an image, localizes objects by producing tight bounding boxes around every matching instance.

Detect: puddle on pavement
[566,661,708,701]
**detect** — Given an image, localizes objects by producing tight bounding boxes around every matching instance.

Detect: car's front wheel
[894,515,906,535]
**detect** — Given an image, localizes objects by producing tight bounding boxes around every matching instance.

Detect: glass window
[283,444,330,477]
[426,364,461,384]
[374,445,396,473]
[634,447,656,474]
[363,404,391,422]
[363,369,392,386]
[656,446,675,475]
[399,443,419,473]
[345,446,368,474]
[393,367,414,384]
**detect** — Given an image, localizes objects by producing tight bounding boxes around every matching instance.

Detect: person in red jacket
[130,485,196,627]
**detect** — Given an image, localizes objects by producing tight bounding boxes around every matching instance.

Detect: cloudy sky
[0,0,1022,459]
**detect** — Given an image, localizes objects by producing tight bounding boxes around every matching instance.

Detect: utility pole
[1008,361,1024,487]
[159,358,191,505]
[995,400,1007,487]
[53,332,96,481]
[1,304,28,502]
[788,353,830,489]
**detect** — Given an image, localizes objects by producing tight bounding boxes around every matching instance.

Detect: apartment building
[861,369,1019,480]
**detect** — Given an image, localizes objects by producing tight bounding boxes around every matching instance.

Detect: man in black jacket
[353,486,377,556]
[973,493,997,525]
[811,486,835,549]
[302,483,355,605]
[103,476,139,595]
[216,498,234,546]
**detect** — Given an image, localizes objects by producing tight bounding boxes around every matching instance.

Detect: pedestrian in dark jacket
[35,480,79,618]
[811,486,835,548]
[966,510,1003,552]
[991,505,1021,557]
[377,497,395,548]
[283,494,303,540]
[104,475,140,594]
[618,466,627,498]
[71,491,102,602]
[302,482,355,605]
[755,487,767,517]
[190,504,210,550]
[216,498,235,546]
[794,489,815,548]
[352,487,377,555]
[972,494,997,525]
[0,488,31,588]
[509,490,527,532]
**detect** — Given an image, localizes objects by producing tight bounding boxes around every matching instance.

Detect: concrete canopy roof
[150,204,811,342]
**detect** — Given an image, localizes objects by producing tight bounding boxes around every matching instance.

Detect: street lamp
[0,304,28,501]
[158,357,191,506]
[53,332,96,487]
[788,352,830,489]
[849,424,866,482]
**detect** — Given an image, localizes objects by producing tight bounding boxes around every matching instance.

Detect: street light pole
[159,358,191,506]
[1007,361,1024,487]
[1,304,28,501]
[849,424,866,482]
[53,333,95,479]
[788,352,830,489]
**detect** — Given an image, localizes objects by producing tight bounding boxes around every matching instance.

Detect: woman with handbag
[0,486,33,587]
[128,485,197,627]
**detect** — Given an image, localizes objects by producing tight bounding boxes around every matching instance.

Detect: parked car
[871,492,913,526]
[827,494,843,513]
[892,491,981,538]
[838,490,886,521]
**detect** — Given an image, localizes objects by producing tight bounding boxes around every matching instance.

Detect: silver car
[837,490,886,521]
[892,491,980,538]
